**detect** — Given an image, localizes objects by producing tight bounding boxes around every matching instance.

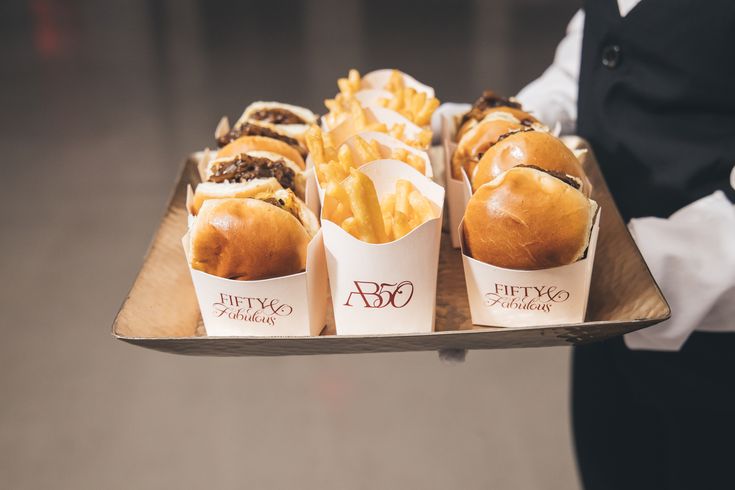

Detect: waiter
[516,1,735,489]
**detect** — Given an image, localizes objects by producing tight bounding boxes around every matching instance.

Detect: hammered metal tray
[112,138,670,356]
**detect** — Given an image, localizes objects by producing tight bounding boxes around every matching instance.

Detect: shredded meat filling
[460,90,523,127]
[250,108,306,125]
[208,155,295,192]
[517,164,582,190]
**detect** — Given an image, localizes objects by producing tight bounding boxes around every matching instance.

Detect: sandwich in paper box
[441,90,584,248]
[182,228,328,337]
[320,159,445,335]
[182,188,329,336]
[460,166,600,327]
[180,104,329,336]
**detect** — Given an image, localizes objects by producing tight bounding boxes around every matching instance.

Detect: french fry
[395,179,412,216]
[343,169,387,243]
[392,211,412,240]
[377,84,440,127]
[409,190,435,225]
[381,180,437,241]
[380,194,396,241]
[324,174,437,244]
[353,135,380,162]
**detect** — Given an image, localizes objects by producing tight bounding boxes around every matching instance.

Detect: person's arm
[515,10,584,134]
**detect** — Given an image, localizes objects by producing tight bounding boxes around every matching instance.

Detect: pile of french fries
[306,126,426,186]
[323,169,436,244]
[324,69,436,147]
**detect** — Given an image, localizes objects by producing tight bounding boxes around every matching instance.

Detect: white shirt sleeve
[515,10,585,135]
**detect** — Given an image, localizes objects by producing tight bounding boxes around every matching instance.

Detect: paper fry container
[342,131,433,179]
[460,211,601,328]
[321,160,445,335]
[181,229,329,337]
[361,69,435,98]
[329,106,428,149]
[354,89,394,107]
[309,131,434,207]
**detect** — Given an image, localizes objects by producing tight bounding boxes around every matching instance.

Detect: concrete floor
[0,1,582,488]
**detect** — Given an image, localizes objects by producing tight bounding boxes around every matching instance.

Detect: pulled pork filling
[217,123,305,157]
[250,108,306,125]
[208,155,295,192]
[517,164,582,190]
[460,90,524,126]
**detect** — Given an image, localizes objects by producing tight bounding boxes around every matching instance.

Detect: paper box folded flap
[354,89,394,107]
[341,131,433,178]
[441,109,472,248]
[321,160,445,335]
[362,69,435,99]
[182,223,328,337]
[460,211,601,328]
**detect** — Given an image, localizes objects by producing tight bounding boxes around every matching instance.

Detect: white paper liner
[440,109,473,248]
[321,160,445,335]
[354,89,394,107]
[460,211,601,328]
[361,69,435,99]
[182,229,328,337]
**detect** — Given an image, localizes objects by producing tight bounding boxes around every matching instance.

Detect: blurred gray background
[0,0,582,488]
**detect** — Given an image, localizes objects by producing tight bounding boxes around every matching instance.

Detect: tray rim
[111,144,671,354]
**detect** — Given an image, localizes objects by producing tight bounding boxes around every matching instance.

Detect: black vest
[577,0,735,220]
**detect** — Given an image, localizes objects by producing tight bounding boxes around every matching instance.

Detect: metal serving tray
[112,138,670,356]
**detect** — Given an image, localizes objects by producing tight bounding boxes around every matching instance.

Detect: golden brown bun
[463,167,597,270]
[187,178,283,216]
[190,197,312,280]
[452,115,526,180]
[456,107,538,141]
[471,131,591,195]
[217,135,306,169]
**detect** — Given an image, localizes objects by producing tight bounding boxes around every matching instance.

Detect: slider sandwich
[463,166,598,270]
[235,101,318,145]
[189,190,319,280]
[452,111,548,180]
[456,90,538,142]
[204,135,307,203]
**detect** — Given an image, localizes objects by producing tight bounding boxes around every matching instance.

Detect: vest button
[602,44,622,69]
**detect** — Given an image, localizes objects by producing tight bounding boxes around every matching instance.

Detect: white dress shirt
[515,1,735,351]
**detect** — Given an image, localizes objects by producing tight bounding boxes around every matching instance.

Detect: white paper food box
[328,106,428,149]
[183,163,328,337]
[182,229,329,337]
[321,160,445,335]
[354,89,394,107]
[439,105,472,248]
[361,69,435,99]
[460,211,601,328]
